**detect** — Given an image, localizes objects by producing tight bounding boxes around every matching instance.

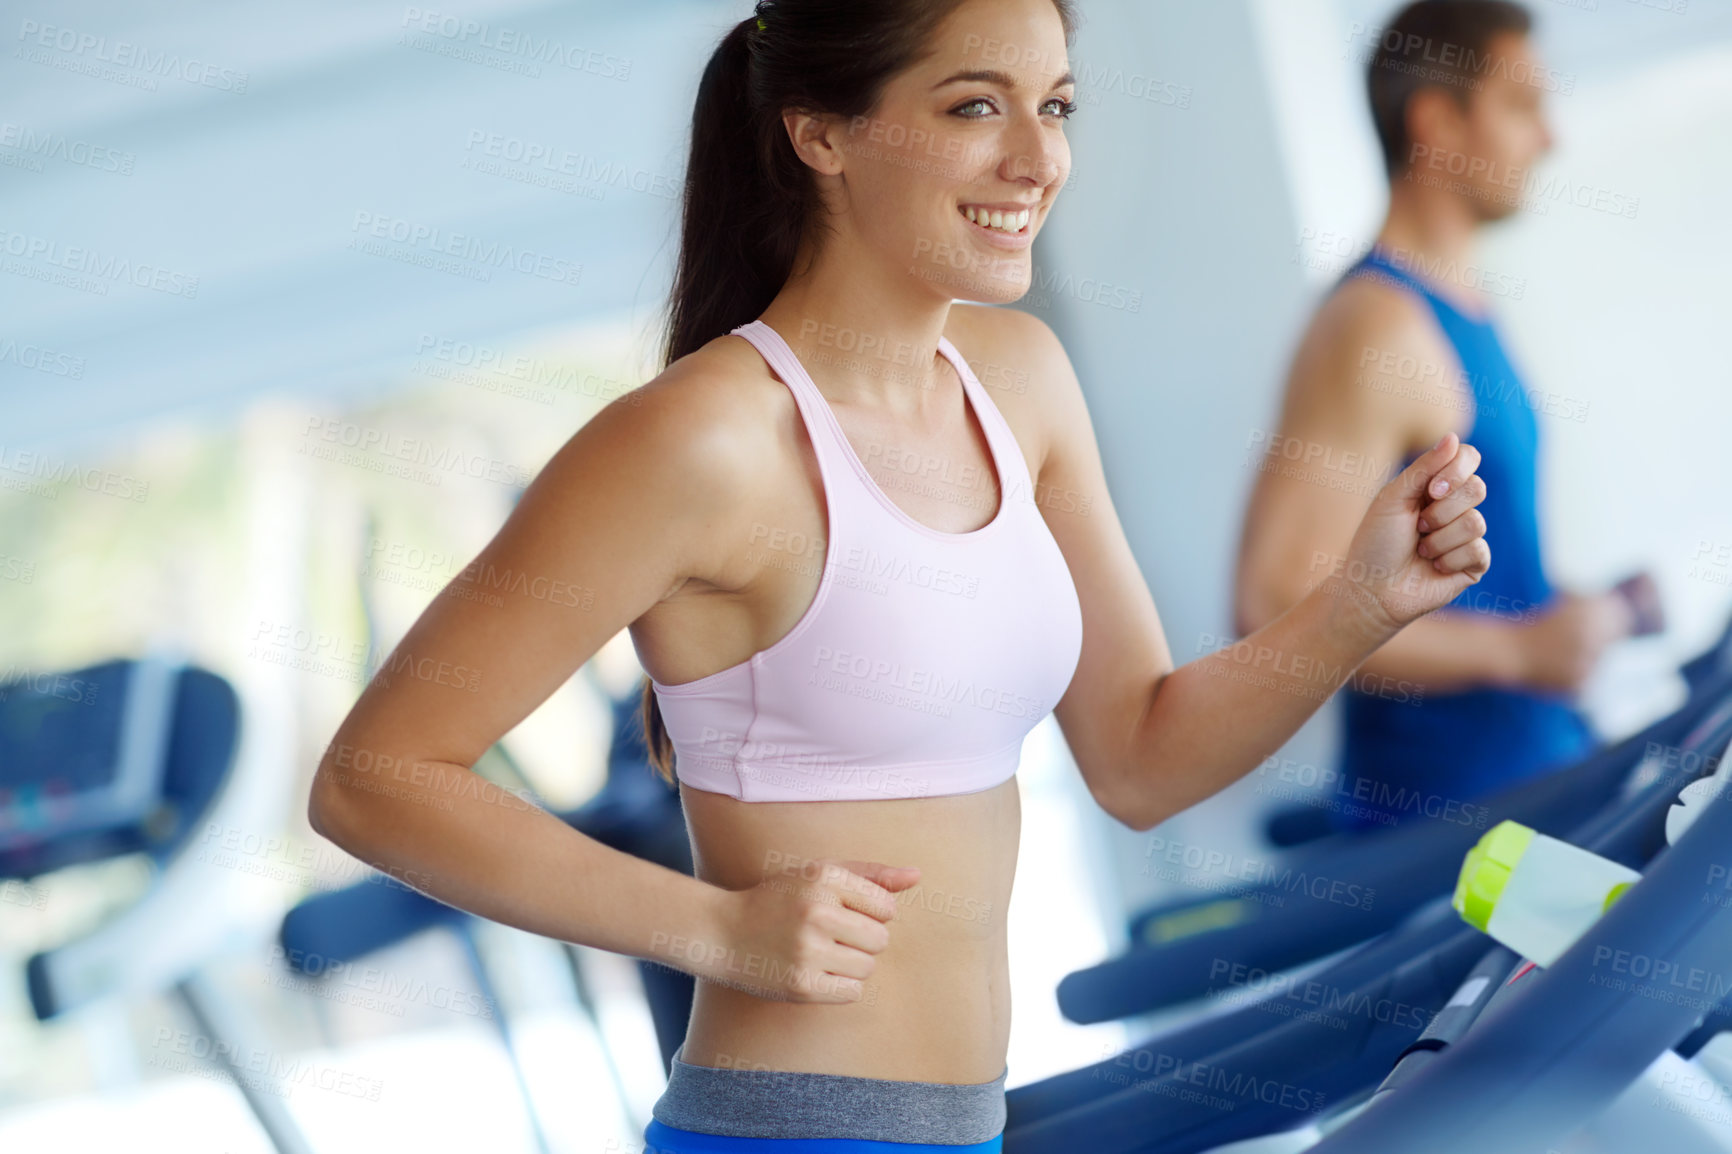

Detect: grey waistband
[651,1044,1009,1144]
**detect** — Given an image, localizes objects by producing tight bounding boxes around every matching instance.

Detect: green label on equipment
[1144,900,1252,945]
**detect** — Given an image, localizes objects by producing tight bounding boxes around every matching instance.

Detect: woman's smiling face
[792,0,1075,304]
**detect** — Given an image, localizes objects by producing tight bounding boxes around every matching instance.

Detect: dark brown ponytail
[640,0,1080,784]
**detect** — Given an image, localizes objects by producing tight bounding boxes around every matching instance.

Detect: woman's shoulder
[648,328,789,408]
[944,302,1058,358]
[627,330,800,450]
[944,304,1071,399]
[942,303,1073,488]
[552,331,793,518]
[944,303,1076,471]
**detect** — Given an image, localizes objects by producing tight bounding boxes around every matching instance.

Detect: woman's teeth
[961,206,1030,233]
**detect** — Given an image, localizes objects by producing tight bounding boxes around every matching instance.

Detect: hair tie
[756,17,766,30]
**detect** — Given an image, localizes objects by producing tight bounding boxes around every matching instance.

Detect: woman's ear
[783,109,846,176]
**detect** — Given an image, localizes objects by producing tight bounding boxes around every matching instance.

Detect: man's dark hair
[1367,0,1534,178]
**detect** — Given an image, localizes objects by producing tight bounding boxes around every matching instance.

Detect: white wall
[1031,0,1324,918]
[1480,43,1732,679]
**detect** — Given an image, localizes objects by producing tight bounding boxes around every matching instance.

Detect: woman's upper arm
[1000,311,1173,819]
[313,369,755,794]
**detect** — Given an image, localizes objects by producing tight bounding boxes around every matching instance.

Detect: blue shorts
[643,1044,1007,1150]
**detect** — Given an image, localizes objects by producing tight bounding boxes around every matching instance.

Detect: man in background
[1235,0,1659,835]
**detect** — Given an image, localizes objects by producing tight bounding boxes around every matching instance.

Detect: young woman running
[308,0,1492,1149]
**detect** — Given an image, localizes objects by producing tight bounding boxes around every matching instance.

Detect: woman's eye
[952,96,1078,120]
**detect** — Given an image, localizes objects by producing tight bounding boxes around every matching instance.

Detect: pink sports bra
[648,318,1084,802]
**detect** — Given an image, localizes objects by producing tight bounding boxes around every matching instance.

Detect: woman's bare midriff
[676,775,1020,1085]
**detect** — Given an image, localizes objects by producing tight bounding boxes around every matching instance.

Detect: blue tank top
[1328,247,1596,832]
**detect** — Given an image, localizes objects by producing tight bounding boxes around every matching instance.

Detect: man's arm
[1234,279,1528,696]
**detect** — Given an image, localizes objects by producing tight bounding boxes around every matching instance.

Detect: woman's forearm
[308,743,725,972]
[1117,573,1402,830]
